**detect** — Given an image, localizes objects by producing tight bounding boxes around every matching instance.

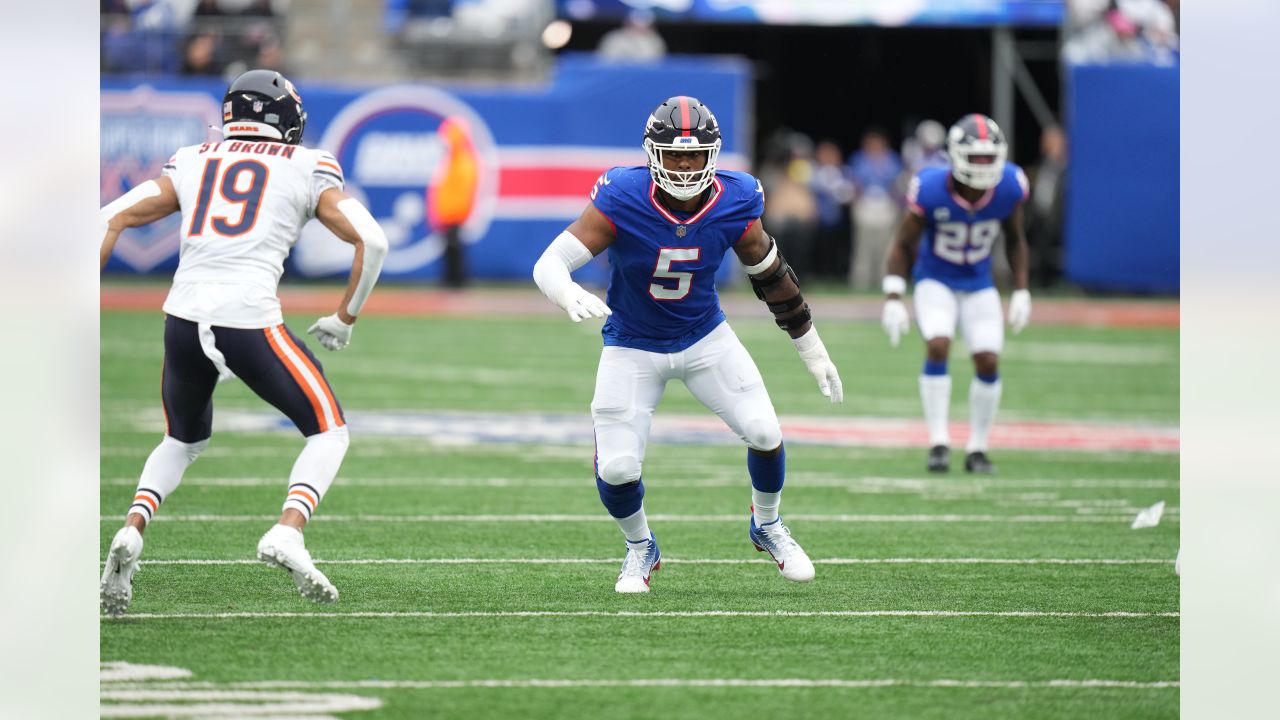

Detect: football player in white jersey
[98,70,389,616]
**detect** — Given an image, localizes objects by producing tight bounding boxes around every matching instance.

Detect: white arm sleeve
[336,197,389,317]
[99,179,161,240]
[532,230,594,307]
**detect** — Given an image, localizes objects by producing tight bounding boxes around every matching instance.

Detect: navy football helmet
[946,114,1007,190]
[643,96,722,200]
[222,69,307,145]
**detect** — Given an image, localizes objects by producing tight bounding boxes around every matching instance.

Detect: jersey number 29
[649,248,700,301]
[189,159,269,237]
[934,219,1000,265]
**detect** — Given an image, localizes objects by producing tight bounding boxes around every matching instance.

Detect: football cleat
[927,445,951,473]
[749,513,815,583]
[964,451,996,474]
[101,526,144,617]
[615,533,661,593]
[256,524,338,603]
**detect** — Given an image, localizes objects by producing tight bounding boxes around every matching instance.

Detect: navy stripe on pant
[161,315,345,441]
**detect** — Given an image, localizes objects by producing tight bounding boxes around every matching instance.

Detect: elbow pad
[336,198,388,316]
[533,230,593,306]
[99,179,161,235]
[747,240,811,332]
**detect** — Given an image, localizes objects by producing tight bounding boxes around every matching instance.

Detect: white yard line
[139,557,1175,566]
[109,678,1179,691]
[99,475,1180,490]
[106,513,1177,524]
[115,610,1179,620]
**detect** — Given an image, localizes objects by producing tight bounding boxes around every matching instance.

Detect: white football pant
[592,322,782,485]
[912,278,1005,354]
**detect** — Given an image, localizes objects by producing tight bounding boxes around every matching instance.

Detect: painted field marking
[104,512,1178,524]
[114,610,1179,620]
[139,557,1175,567]
[99,662,382,718]
[100,475,1181,490]
[114,678,1180,691]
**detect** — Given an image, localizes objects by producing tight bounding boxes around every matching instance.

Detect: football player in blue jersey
[880,114,1032,474]
[533,96,843,593]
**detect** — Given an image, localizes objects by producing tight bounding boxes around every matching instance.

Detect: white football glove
[555,284,612,323]
[1007,289,1032,335]
[881,299,910,347]
[793,326,844,404]
[307,313,353,351]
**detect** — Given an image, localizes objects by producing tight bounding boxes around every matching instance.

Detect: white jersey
[160,139,344,328]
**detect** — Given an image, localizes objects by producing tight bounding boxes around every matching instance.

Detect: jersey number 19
[189,159,269,237]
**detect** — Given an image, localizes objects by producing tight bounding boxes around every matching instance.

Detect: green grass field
[100,294,1179,719]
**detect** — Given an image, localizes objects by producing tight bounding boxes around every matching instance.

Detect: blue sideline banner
[1064,63,1179,294]
[555,0,1065,27]
[101,54,753,285]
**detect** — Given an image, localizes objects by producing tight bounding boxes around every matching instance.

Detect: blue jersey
[908,163,1029,291]
[590,166,763,353]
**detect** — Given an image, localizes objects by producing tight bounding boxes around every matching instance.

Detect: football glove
[308,313,353,351]
[793,326,844,404]
[881,299,910,347]
[556,284,612,323]
[1007,289,1031,335]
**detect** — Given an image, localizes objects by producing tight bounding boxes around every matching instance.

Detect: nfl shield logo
[253,100,264,113]
[675,225,687,237]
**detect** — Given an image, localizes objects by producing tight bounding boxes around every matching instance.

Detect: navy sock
[747,444,786,493]
[923,359,948,376]
[596,477,645,519]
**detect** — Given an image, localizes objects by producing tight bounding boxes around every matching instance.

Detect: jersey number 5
[934,219,1000,265]
[649,248,700,301]
[189,158,269,237]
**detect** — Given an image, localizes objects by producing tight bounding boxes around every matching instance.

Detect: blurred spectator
[759,130,820,280]
[847,128,903,291]
[101,0,185,74]
[597,9,667,63]
[900,119,949,176]
[1026,125,1069,288]
[809,140,855,281]
[1064,0,1178,65]
[430,117,481,289]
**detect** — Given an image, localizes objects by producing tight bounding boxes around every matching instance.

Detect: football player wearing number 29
[97,70,389,616]
[533,96,843,593]
[881,114,1032,475]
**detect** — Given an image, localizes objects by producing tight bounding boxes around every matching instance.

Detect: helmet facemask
[947,116,1007,190]
[645,137,721,201]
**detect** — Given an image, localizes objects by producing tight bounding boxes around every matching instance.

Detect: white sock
[283,427,349,521]
[918,374,952,446]
[967,378,1003,452]
[129,436,207,526]
[617,507,651,544]
[752,489,781,525]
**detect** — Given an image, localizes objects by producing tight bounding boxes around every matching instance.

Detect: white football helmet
[947,113,1008,190]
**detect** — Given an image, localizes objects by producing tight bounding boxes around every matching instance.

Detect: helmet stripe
[679,97,691,137]
[976,115,988,140]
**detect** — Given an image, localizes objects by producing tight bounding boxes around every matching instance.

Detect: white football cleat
[615,533,661,593]
[749,514,815,583]
[101,526,144,617]
[256,524,338,604]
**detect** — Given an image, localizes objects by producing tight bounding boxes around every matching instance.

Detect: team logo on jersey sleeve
[101,86,222,271]
[294,87,499,278]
